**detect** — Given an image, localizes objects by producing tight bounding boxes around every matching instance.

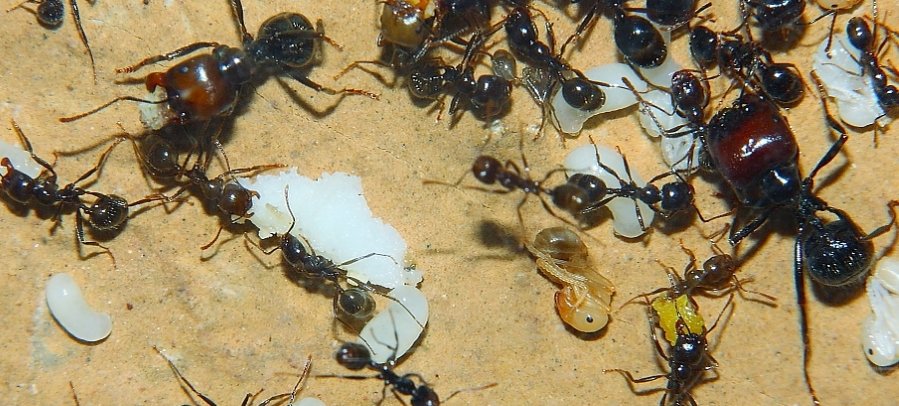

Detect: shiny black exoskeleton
[613,10,667,67]
[689,26,803,105]
[844,17,899,111]
[0,122,167,267]
[60,0,375,127]
[503,7,607,112]
[335,342,441,406]
[744,0,806,31]
[647,0,699,27]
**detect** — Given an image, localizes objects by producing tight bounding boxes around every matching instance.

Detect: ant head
[673,322,706,365]
[215,182,256,217]
[670,70,708,123]
[471,155,502,185]
[87,194,130,231]
[560,76,606,112]
[250,13,319,70]
[470,75,512,118]
[335,342,372,371]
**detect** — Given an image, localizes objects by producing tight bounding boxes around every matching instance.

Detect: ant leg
[858,200,899,241]
[287,71,380,99]
[70,137,125,186]
[793,233,821,406]
[603,369,667,385]
[67,0,95,82]
[728,207,773,246]
[153,346,218,406]
[5,0,38,16]
[730,276,778,304]
[10,119,57,178]
[243,233,282,256]
[75,209,117,269]
[229,0,252,44]
[115,42,222,73]
[333,60,391,81]
[59,96,169,122]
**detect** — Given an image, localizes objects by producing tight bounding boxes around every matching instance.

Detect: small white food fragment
[862,257,899,367]
[242,169,420,289]
[564,144,654,238]
[812,35,891,128]
[45,273,112,343]
[138,87,174,130]
[551,63,647,134]
[357,285,429,364]
[0,138,43,178]
[290,398,326,406]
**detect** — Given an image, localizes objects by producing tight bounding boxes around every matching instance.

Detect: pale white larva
[861,258,899,367]
[46,273,112,343]
[357,285,429,364]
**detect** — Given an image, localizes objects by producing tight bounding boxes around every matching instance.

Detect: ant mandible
[60,0,377,129]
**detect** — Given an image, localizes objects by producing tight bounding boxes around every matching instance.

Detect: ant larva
[1,120,169,267]
[525,226,614,333]
[154,346,316,406]
[59,0,377,129]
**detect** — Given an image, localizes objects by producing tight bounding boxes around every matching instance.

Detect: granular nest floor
[0,1,897,405]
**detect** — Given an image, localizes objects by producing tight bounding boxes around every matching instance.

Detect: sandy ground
[0,1,897,405]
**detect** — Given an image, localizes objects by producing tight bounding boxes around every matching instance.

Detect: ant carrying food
[706,79,899,403]
[605,294,734,406]
[154,346,316,406]
[7,0,95,79]
[525,226,615,333]
[59,0,377,129]
[0,120,169,267]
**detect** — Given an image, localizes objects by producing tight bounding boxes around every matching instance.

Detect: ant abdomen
[142,138,181,178]
[88,195,129,231]
[613,13,667,68]
[555,286,610,333]
[337,287,377,320]
[561,77,605,111]
[36,0,65,27]
[801,214,875,286]
[567,173,607,204]
[1,162,37,204]
[335,342,371,370]
[409,63,447,99]
[531,226,589,265]
[550,183,589,215]
[758,64,804,105]
[252,13,318,69]
[659,182,693,213]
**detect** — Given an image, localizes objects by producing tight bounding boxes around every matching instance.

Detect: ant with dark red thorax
[154,346,314,406]
[7,0,95,80]
[0,120,170,268]
[704,75,899,404]
[59,0,377,130]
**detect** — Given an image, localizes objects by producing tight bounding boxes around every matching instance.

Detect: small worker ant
[154,346,314,406]
[0,120,169,267]
[245,186,406,324]
[605,294,734,406]
[60,0,377,129]
[689,25,805,105]
[525,226,614,333]
[843,16,899,112]
[7,0,95,79]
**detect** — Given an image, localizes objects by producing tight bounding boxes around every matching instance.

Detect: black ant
[422,136,599,232]
[689,25,805,105]
[245,186,409,324]
[0,120,169,267]
[59,0,377,129]
[154,346,314,406]
[707,77,899,403]
[605,294,733,406]
[7,0,95,79]
[843,16,899,112]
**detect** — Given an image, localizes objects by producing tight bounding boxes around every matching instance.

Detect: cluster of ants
[2,0,899,404]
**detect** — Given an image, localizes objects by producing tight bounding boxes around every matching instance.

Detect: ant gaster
[1,120,169,267]
[59,0,376,128]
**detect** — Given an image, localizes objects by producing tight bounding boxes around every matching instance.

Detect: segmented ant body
[689,26,804,105]
[8,0,95,78]
[60,0,376,129]
[0,121,167,266]
[606,295,733,406]
[844,17,899,112]
[707,85,899,403]
[740,0,806,32]
[335,342,441,406]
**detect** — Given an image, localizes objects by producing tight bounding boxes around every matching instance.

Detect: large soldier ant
[1,120,169,267]
[7,0,95,79]
[605,294,733,406]
[59,0,377,129]
[707,81,899,403]
[154,346,315,406]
